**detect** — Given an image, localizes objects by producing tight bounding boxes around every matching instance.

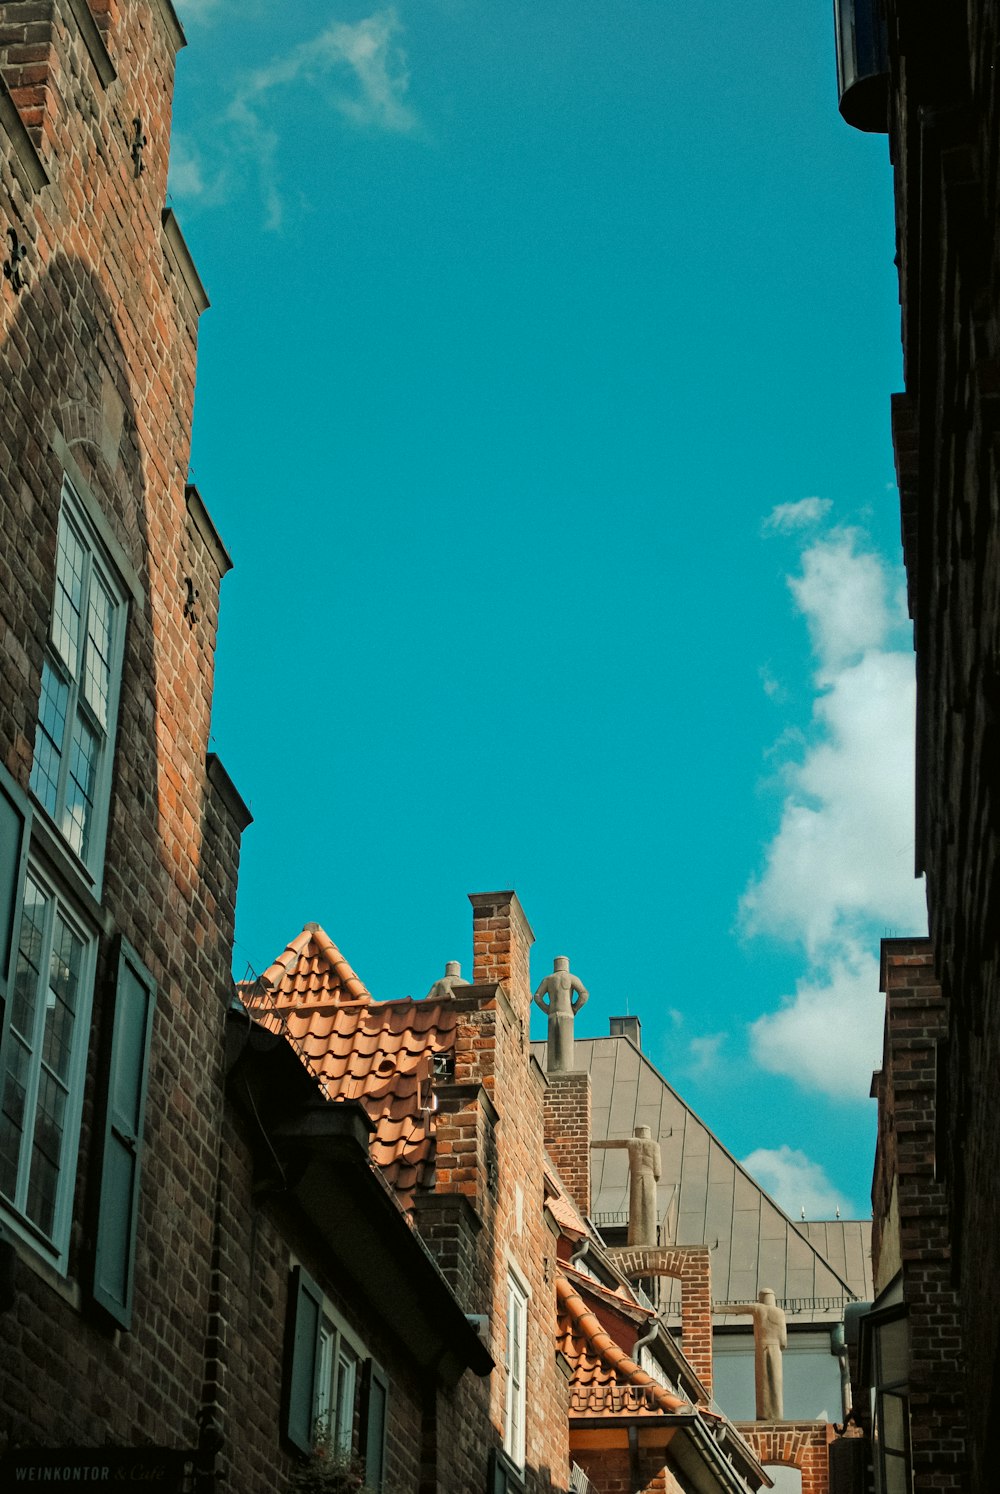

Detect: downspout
[831,1321,852,1422]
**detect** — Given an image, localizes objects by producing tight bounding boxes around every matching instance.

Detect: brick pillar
[608,1245,713,1396]
[543,1071,591,1218]
[469,891,534,1015]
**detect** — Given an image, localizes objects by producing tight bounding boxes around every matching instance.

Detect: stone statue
[713,1288,787,1420]
[426,960,470,1001]
[533,956,589,1072]
[591,1125,662,1247]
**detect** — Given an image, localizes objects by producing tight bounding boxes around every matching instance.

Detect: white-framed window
[0,860,96,1267]
[284,1264,389,1487]
[503,1268,529,1468]
[316,1311,360,1452]
[30,480,126,884]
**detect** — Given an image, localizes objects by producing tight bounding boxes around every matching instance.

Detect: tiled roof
[557,1275,687,1418]
[259,923,372,1006]
[244,926,457,1210]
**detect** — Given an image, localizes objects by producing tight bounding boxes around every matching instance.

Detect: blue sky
[170,0,926,1221]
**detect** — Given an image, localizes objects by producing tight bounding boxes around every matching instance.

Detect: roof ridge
[556,1275,686,1413]
[261,922,372,1003]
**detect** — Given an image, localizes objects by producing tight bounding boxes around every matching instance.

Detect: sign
[2,1448,193,1494]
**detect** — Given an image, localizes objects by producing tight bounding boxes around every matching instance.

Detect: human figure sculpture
[426,960,470,1001]
[533,956,589,1072]
[591,1125,662,1246]
[713,1288,787,1420]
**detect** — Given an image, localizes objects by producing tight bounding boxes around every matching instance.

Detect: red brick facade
[544,1070,592,1219]
[738,1423,831,1494]
[0,0,248,1475]
[869,940,968,1492]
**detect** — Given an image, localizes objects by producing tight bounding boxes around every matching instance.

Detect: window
[0,863,96,1266]
[284,1264,388,1484]
[30,482,126,882]
[503,1270,528,1469]
[870,1311,911,1494]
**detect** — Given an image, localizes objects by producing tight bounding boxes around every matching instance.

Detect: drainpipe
[831,1322,852,1422]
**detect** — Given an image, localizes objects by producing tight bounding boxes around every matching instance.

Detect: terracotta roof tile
[258,923,372,1006]
[556,1276,687,1419]
[245,928,459,1212]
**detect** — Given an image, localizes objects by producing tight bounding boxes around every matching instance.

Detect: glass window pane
[83,573,114,728]
[876,1316,910,1386]
[52,518,85,675]
[43,917,82,1082]
[335,1346,357,1452]
[881,1391,908,1454]
[316,1320,335,1432]
[0,1036,31,1201]
[883,1453,910,1494]
[10,877,47,1040]
[30,662,69,816]
[65,716,99,857]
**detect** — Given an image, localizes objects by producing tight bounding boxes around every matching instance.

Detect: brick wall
[737,1422,830,1494]
[608,1245,713,1395]
[872,940,968,1493]
[0,0,247,1471]
[880,8,1000,1490]
[544,1070,592,1218]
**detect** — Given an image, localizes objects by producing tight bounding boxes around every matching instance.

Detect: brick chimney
[469,891,534,1015]
[544,1071,592,1218]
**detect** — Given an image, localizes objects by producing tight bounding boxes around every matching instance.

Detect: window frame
[0,857,97,1271]
[284,1264,375,1462]
[29,478,127,892]
[503,1265,529,1470]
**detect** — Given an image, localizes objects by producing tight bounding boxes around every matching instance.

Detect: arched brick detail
[608,1245,713,1395]
[56,398,142,561]
[737,1422,831,1494]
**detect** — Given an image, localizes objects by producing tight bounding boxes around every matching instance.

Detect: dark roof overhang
[571,1413,768,1493]
[225,1008,493,1384]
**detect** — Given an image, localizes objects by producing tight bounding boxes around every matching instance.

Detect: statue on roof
[533,956,589,1072]
[426,960,470,1001]
[591,1124,661,1247]
[713,1288,787,1420]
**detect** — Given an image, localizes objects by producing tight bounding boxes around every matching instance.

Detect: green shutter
[283,1266,323,1453]
[0,761,31,1018]
[362,1359,389,1491]
[92,938,156,1327]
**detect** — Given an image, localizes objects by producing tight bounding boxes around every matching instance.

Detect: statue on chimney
[426,961,470,1000]
[591,1125,661,1246]
[713,1288,787,1420]
[533,956,589,1072]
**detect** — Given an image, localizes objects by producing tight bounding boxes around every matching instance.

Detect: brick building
[0,0,254,1473]
[0,8,497,1492]
[835,5,1000,1489]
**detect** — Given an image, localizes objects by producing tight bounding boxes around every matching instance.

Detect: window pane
[881,1391,908,1455]
[27,1065,67,1234]
[876,1316,910,1386]
[83,573,114,728]
[52,519,85,675]
[0,1035,31,1200]
[65,716,99,857]
[10,877,46,1040]
[43,916,83,1082]
[335,1346,357,1453]
[316,1320,335,1434]
[30,662,69,816]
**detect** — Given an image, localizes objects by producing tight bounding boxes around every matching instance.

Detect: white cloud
[741,518,926,1100]
[763,496,833,534]
[687,1032,727,1077]
[229,10,416,228]
[748,939,884,1101]
[741,1144,855,1220]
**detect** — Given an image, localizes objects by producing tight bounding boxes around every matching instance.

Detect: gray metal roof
[539,1033,871,1321]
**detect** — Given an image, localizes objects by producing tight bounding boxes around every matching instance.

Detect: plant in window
[287,1424,376,1494]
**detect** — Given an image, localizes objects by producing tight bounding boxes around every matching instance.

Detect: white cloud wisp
[741,1144,857,1220]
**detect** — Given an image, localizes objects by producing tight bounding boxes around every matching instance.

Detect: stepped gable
[556,1273,687,1417]
[244,925,458,1210]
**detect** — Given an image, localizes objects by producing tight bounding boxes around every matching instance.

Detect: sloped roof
[800,1219,874,1300]
[556,1274,687,1417]
[552,1034,868,1317]
[259,923,372,1005]
[244,926,457,1210]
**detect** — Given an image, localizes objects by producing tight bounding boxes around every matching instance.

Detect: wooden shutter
[283,1265,323,1453]
[362,1358,389,1490]
[0,761,31,1018]
[92,938,156,1327]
